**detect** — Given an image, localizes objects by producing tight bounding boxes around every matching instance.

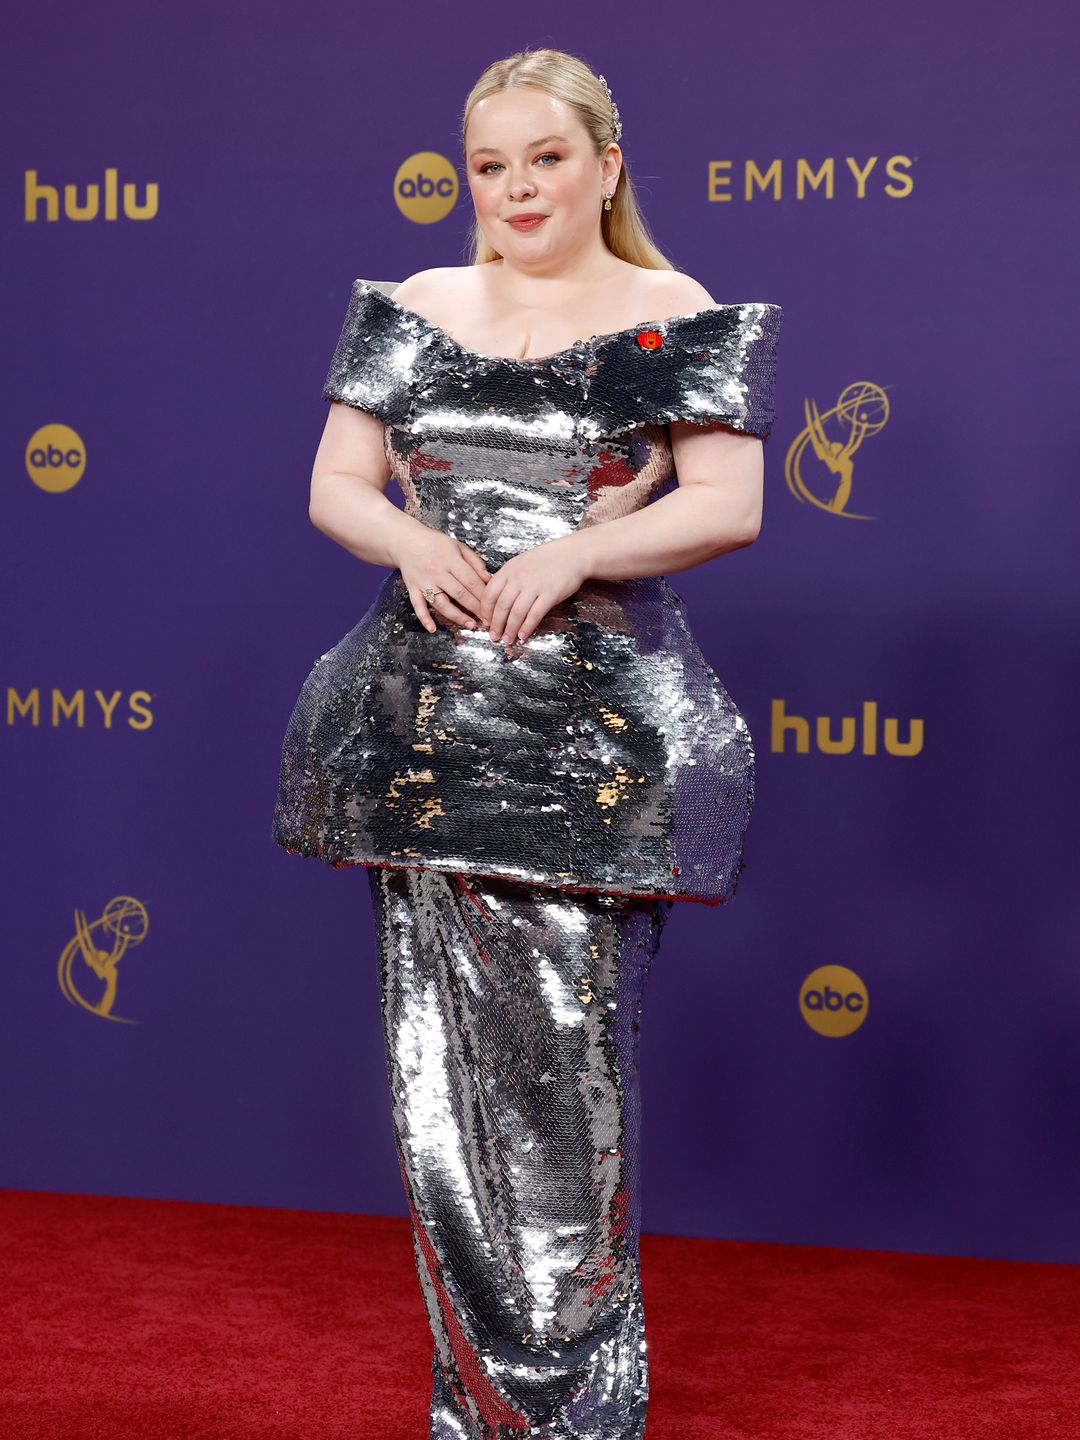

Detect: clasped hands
[400,528,588,650]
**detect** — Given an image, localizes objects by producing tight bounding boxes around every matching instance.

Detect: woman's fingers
[411,574,483,631]
[409,587,438,634]
[461,546,493,583]
[513,595,549,645]
[402,536,495,633]
[436,594,482,628]
[493,592,538,647]
[441,569,491,623]
[476,579,502,628]
[415,580,549,648]
[486,581,522,642]
[447,567,490,618]
[410,557,547,646]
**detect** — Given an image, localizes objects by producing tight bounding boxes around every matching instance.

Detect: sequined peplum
[273,277,783,905]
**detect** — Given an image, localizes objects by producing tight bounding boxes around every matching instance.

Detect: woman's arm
[557,266,767,582]
[307,399,492,631]
[562,423,764,582]
[307,401,428,568]
[479,424,764,647]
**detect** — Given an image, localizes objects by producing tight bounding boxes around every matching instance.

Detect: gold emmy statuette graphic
[57,896,149,1024]
[784,382,891,519]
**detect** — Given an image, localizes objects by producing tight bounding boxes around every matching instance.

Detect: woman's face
[465,86,619,265]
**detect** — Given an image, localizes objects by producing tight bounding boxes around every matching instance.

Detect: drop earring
[603,190,613,211]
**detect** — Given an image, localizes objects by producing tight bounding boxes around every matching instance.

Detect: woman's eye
[479,153,560,176]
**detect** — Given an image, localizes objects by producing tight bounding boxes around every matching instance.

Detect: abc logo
[26,424,86,492]
[394,152,458,225]
[799,965,868,1037]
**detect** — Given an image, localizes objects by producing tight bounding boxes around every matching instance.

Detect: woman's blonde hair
[460,47,676,271]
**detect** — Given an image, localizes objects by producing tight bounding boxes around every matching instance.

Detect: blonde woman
[274,45,782,1440]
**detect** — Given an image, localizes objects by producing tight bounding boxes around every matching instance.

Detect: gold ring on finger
[422,587,443,605]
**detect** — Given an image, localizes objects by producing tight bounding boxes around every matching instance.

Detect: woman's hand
[480,537,589,649]
[397,526,492,633]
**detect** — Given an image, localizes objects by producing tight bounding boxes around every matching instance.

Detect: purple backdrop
[4,1,1078,1264]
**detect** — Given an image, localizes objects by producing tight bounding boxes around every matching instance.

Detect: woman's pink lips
[507,215,548,230]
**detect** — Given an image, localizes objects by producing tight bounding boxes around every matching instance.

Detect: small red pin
[635,328,664,350]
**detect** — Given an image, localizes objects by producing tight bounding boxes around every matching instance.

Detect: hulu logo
[25,168,158,222]
[772,699,923,756]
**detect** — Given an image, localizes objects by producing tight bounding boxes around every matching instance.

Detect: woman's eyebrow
[468,134,569,158]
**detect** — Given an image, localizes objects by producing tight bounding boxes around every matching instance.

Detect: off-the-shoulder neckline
[353,277,773,368]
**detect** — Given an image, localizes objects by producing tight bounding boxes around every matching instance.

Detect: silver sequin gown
[273,277,782,1438]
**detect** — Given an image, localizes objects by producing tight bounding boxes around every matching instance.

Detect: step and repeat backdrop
[4,2,1077,1262]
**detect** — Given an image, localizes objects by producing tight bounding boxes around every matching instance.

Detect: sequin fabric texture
[273,277,783,905]
[369,863,673,1440]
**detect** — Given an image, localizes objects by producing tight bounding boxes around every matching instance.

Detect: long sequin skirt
[367,864,675,1439]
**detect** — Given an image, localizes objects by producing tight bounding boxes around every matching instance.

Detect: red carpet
[1,1188,1076,1438]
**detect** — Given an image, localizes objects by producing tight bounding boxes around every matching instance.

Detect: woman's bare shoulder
[389,266,469,309]
[631,268,717,315]
[386,266,501,333]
